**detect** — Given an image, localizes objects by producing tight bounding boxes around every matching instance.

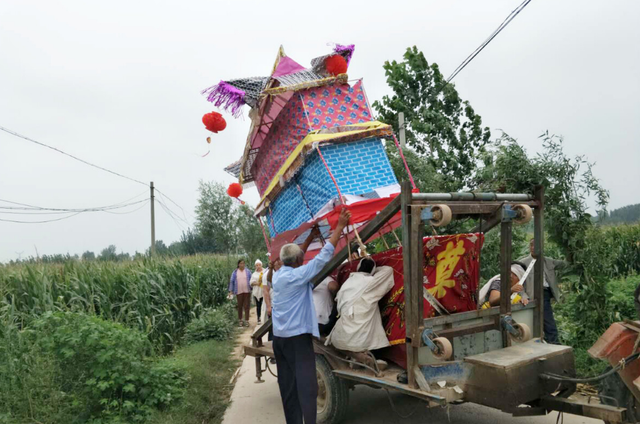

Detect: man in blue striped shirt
[272,208,351,424]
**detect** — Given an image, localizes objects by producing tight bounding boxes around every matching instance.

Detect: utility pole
[150,181,156,255]
[398,112,406,149]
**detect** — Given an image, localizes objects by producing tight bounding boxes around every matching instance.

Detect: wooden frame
[400,181,545,388]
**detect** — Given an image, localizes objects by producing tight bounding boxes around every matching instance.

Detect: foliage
[0,255,238,353]
[183,303,236,344]
[599,203,640,225]
[194,181,266,256]
[148,338,239,424]
[0,312,187,423]
[374,46,491,190]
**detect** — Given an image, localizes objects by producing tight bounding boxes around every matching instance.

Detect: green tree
[98,245,118,262]
[374,46,491,190]
[194,181,266,255]
[81,251,96,261]
[236,203,266,256]
[195,181,236,253]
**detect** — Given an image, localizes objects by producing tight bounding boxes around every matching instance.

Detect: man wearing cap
[271,209,351,424]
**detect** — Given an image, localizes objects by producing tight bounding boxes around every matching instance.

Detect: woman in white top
[250,259,266,324]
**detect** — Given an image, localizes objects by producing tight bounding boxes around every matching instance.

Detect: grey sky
[1,0,638,262]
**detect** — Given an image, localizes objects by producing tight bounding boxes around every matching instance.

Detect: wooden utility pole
[398,112,406,149]
[150,181,156,255]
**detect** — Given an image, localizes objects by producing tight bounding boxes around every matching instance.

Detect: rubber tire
[316,354,349,424]
[600,368,639,423]
[433,337,453,360]
[430,205,453,227]
[510,323,533,343]
[513,204,533,224]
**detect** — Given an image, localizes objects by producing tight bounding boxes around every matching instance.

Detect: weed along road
[223,353,601,424]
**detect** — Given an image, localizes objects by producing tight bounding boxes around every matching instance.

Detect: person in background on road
[250,259,265,325]
[519,238,569,344]
[263,258,282,343]
[479,262,529,309]
[229,259,252,327]
[272,209,351,424]
[313,275,339,337]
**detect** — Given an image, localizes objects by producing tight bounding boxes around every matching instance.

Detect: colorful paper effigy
[207,44,413,258]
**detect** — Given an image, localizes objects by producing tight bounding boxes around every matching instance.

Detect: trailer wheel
[600,367,639,423]
[316,354,349,424]
[433,337,453,360]
[510,323,532,343]
[430,205,452,227]
[513,204,533,224]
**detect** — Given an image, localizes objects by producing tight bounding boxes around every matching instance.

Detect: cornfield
[0,255,239,352]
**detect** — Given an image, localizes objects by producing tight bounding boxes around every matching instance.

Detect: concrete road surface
[223,353,602,424]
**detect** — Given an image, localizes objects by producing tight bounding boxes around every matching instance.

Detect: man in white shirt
[313,276,339,336]
[326,258,394,353]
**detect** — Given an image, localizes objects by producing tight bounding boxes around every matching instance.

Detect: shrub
[183,303,236,344]
[0,312,187,423]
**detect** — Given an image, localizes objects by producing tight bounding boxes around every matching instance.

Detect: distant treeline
[598,203,640,225]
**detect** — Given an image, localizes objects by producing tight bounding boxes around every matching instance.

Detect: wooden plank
[400,181,416,387]
[409,205,425,357]
[332,370,447,405]
[244,341,275,357]
[500,219,513,347]
[436,321,499,339]
[533,185,545,339]
[424,300,537,327]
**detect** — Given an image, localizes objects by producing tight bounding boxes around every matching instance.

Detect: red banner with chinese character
[333,233,484,369]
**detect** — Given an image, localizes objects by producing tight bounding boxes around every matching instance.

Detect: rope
[385,389,419,419]
[391,134,416,189]
[266,357,278,378]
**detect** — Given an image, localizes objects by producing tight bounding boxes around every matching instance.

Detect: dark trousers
[254,296,263,322]
[544,288,560,344]
[273,334,317,424]
[236,293,250,321]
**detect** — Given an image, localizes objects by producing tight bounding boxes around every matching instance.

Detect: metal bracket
[501,204,518,222]
[421,328,439,353]
[420,207,435,222]
[500,315,520,337]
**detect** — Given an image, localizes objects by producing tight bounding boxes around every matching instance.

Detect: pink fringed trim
[334,44,355,66]
[201,81,245,118]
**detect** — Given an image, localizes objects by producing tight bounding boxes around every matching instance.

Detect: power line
[157,199,187,233]
[0,198,148,213]
[447,0,533,82]
[0,212,83,224]
[0,125,148,187]
[156,189,194,223]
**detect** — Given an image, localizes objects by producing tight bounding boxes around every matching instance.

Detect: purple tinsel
[201,81,246,118]
[334,44,355,66]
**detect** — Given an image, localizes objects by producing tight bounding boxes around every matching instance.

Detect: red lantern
[325,55,348,76]
[202,111,227,133]
[227,182,243,199]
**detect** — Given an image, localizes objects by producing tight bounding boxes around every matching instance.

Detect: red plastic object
[202,111,227,133]
[325,55,348,76]
[589,321,640,400]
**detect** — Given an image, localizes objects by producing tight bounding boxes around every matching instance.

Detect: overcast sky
[1,0,638,262]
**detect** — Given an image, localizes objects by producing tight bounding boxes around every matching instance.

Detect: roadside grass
[149,336,240,424]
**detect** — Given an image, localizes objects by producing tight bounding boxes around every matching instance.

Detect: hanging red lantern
[202,111,227,133]
[325,55,348,76]
[227,182,243,199]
